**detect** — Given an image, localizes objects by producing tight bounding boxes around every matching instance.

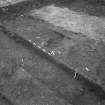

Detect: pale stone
[31,5,105,42]
[0,0,28,7]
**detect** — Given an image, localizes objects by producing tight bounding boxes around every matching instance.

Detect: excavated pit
[0,0,105,105]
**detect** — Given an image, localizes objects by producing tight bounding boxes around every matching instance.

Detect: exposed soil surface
[0,0,105,105]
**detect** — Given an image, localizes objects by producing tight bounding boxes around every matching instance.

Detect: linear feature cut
[31,5,105,42]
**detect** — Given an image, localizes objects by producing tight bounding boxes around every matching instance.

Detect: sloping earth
[0,20,101,105]
[0,0,105,105]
